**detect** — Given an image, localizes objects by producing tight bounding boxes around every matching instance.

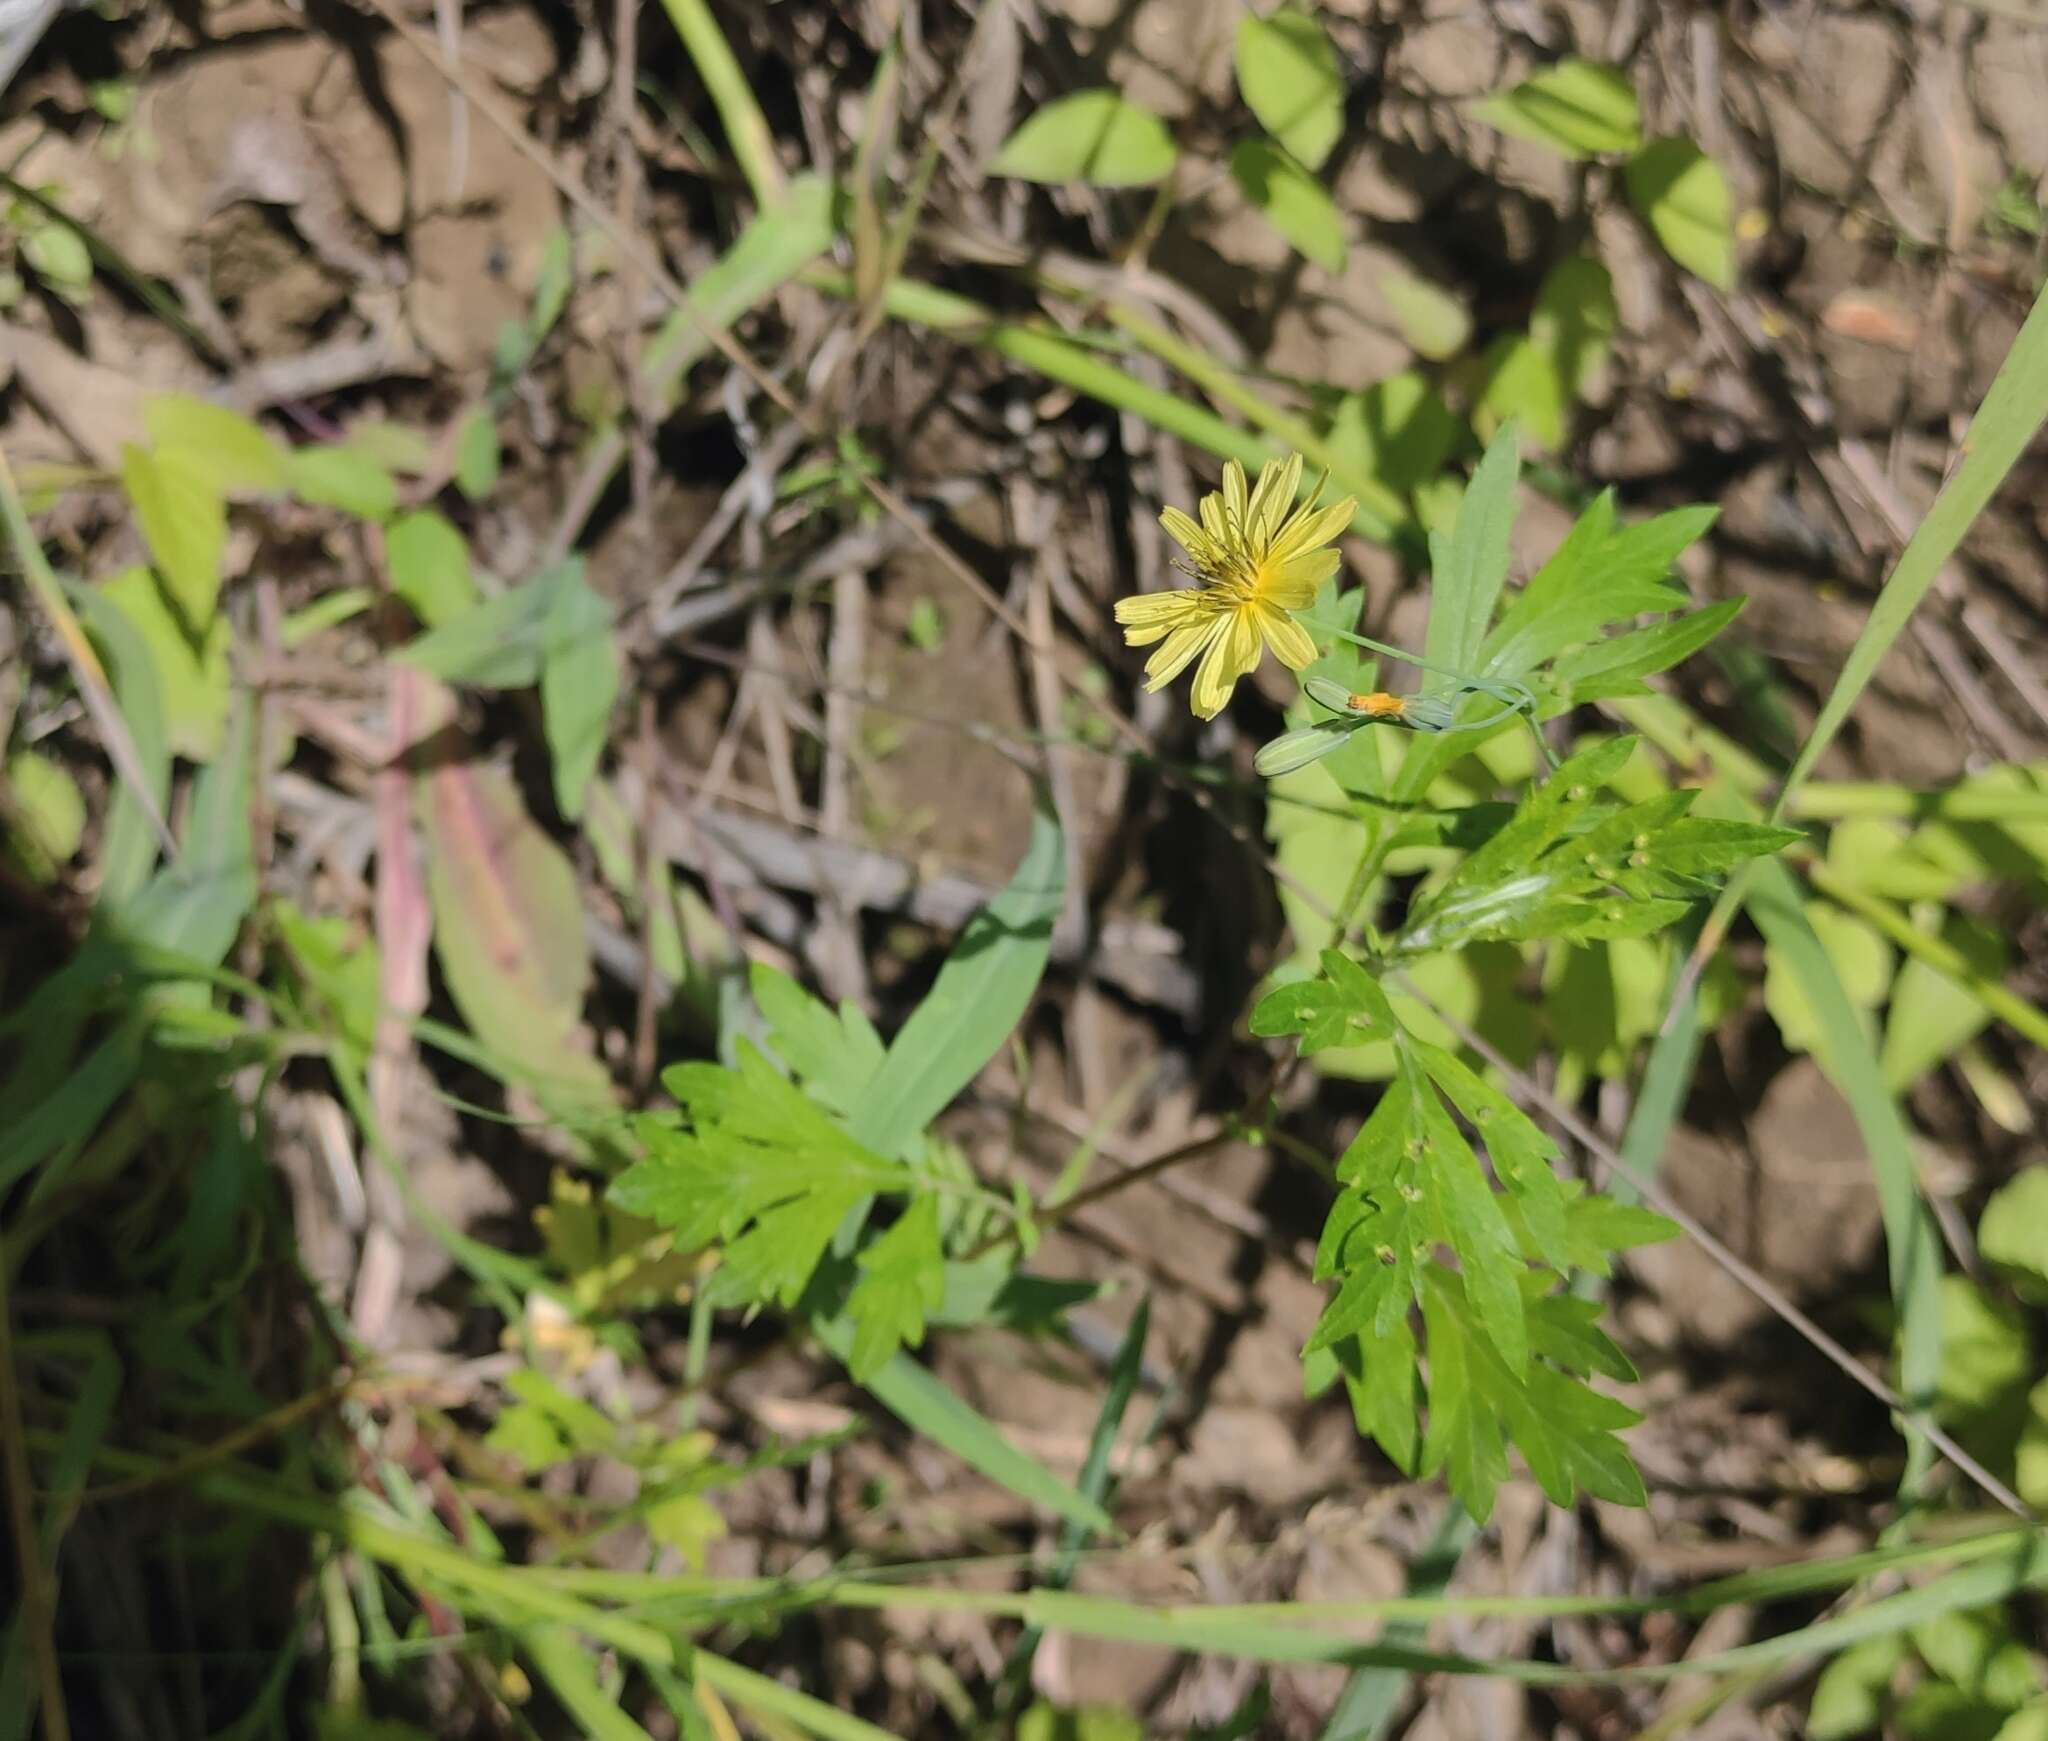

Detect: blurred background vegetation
[2,1,2047,1737]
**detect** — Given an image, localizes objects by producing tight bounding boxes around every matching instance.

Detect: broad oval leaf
[1878,915,2002,1093]
[1230,138,1346,271]
[22,220,90,295]
[285,444,398,521]
[1472,59,1641,160]
[386,510,479,628]
[101,565,231,762]
[1235,7,1344,171]
[142,393,287,497]
[1380,268,1472,360]
[1626,136,1735,289]
[1979,1169,2048,1305]
[989,89,1177,188]
[121,443,225,629]
[1323,371,1461,499]
[1475,256,1616,451]
[3,750,84,880]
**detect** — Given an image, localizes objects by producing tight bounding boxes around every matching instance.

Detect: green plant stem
[692,1654,904,1741]
[806,269,1399,544]
[1788,780,2048,823]
[0,450,176,860]
[652,0,786,207]
[1102,300,1408,535]
[58,1432,2038,1635]
[1803,856,2048,1051]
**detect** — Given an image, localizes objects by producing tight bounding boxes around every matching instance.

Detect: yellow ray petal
[1248,453,1303,549]
[1158,506,1208,556]
[1190,605,1263,718]
[1258,603,1318,671]
[1145,615,1227,690]
[1116,588,1204,644]
[1221,460,1249,534]
[1266,547,1341,608]
[1268,496,1355,564]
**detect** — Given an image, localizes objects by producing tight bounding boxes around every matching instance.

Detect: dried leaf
[418,760,609,1100]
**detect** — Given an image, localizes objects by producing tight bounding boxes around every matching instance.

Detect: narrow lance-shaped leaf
[850,798,1065,1157]
[1423,422,1521,683]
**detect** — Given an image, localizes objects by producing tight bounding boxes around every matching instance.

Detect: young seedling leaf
[387,510,479,628]
[141,393,287,497]
[540,565,618,819]
[1472,59,1641,159]
[100,565,231,762]
[285,444,398,521]
[121,443,225,629]
[989,90,1177,187]
[1626,136,1736,290]
[1230,138,1347,271]
[1235,6,1345,170]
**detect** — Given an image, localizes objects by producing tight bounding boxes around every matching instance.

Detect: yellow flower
[1114,454,1355,719]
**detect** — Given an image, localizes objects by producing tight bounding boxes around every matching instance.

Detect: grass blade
[998,1297,1153,1707]
[1746,859,1944,1492]
[1319,1503,1480,1740]
[812,1319,1114,1536]
[1777,277,2048,810]
[652,0,786,207]
[523,1626,658,1741]
[826,270,1400,543]
[694,1652,909,1741]
[642,176,836,408]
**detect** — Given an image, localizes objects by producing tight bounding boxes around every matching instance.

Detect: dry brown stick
[1013,477,1103,1102]
[630,691,662,1099]
[612,0,655,544]
[1959,602,2048,736]
[627,418,808,642]
[816,564,872,1007]
[1426,994,2036,1522]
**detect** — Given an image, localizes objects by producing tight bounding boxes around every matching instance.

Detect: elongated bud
[1254,722,1362,777]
